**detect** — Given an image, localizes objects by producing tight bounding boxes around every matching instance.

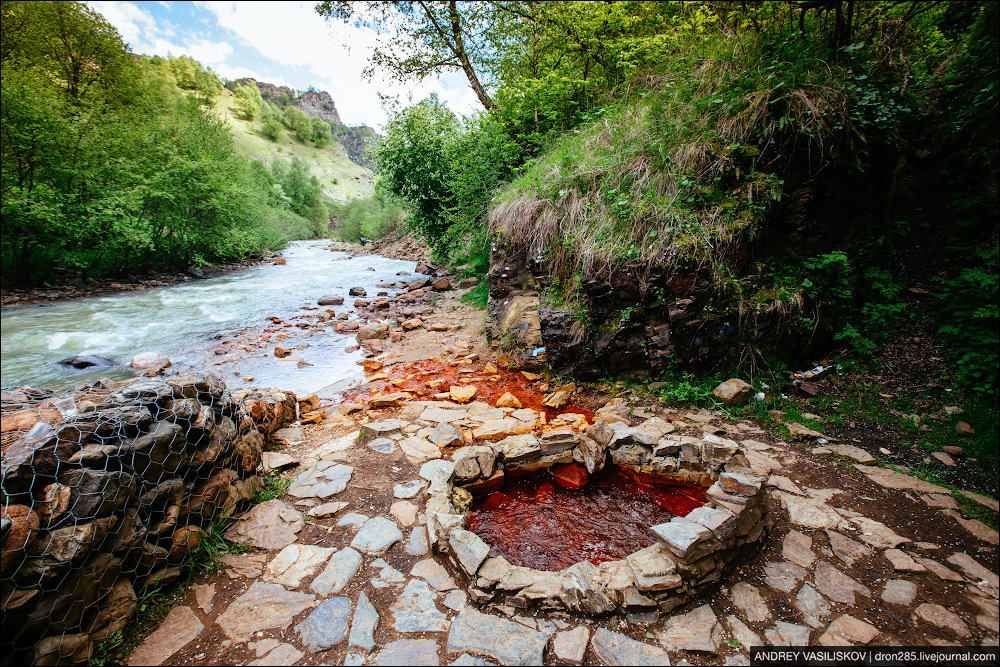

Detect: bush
[329,197,406,242]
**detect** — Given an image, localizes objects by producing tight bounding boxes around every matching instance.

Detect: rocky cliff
[232,78,379,169]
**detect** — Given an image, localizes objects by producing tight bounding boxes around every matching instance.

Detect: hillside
[212,87,374,202]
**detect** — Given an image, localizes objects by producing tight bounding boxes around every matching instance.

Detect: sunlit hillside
[213,88,375,202]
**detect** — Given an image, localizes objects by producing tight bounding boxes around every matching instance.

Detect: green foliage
[328,196,405,242]
[937,245,999,398]
[233,82,263,120]
[0,1,322,284]
[254,470,293,504]
[460,281,489,309]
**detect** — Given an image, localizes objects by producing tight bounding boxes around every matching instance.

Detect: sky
[87,0,482,129]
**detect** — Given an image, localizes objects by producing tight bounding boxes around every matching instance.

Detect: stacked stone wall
[421,404,770,615]
[0,375,295,665]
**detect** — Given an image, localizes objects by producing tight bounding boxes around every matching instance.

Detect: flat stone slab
[731,582,770,622]
[368,437,396,454]
[420,459,456,492]
[657,603,721,654]
[262,452,298,472]
[765,621,811,646]
[400,436,442,463]
[915,603,971,637]
[450,530,490,576]
[885,548,926,572]
[224,499,303,550]
[288,462,354,499]
[361,419,408,438]
[783,530,815,568]
[193,583,214,614]
[371,558,407,588]
[651,518,714,559]
[882,580,919,605]
[217,581,315,642]
[726,615,762,650]
[308,501,348,518]
[947,552,999,589]
[248,643,303,667]
[592,628,668,665]
[814,561,871,605]
[795,584,831,628]
[847,516,910,548]
[406,526,430,556]
[412,558,458,591]
[349,592,379,652]
[447,607,548,666]
[351,516,404,555]
[127,605,204,666]
[264,544,334,588]
[826,530,873,566]
[764,560,807,593]
[297,597,352,651]
[391,578,449,632]
[338,512,369,529]
[311,547,363,596]
[854,464,951,495]
[222,552,267,579]
[375,639,440,666]
[829,444,876,463]
[778,492,844,530]
[916,557,963,581]
[391,500,419,526]
[394,479,428,499]
[819,614,880,646]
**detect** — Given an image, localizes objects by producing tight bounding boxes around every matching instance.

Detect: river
[0,241,417,396]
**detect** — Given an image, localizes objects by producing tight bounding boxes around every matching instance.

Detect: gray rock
[444,590,467,611]
[882,580,918,605]
[731,582,770,622]
[361,419,408,438]
[764,560,807,594]
[795,584,831,628]
[337,512,369,529]
[686,505,738,540]
[406,526,430,556]
[288,463,354,499]
[449,530,490,576]
[819,614,881,645]
[310,547,363,596]
[553,626,590,664]
[420,459,456,493]
[351,516,404,555]
[765,621,811,646]
[429,422,464,447]
[126,605,203,666]
[782,530,815,568]
[412,558,457,591]
[248,643,303,667]
[726,615,761,650]
[216,582,315,642]
[447,608,547,666]
[449,655,494,666]
[224,500,303,550]
[308,501,349,518]
[651,518,714,560]
[391,579,449,633]
[263,544,334,588]
[915,603,970,637]
[395,479,428,499]
[375,639,440,666]
[368,437,396,454]
[591,627,668,665]
[814,561,871,605]
[657,603,721,654]
[370,558,407,587]
[826,530,873,566]
[297,597,352,651]
[349,592,379,652]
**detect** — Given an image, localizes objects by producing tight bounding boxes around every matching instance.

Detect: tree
[233,82,263,120]
[315,0,499,109]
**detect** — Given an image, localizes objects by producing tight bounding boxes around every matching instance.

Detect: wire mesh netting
[1,373,295,666]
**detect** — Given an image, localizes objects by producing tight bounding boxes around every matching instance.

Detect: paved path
[128,395,999,666]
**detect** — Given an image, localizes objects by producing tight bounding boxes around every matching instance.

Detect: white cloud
[195,0,482,128]
[89,1,158,45]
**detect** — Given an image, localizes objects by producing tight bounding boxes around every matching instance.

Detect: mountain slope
[212,88,375,202]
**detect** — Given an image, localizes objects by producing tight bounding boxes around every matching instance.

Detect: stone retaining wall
[0,375,295,666]
[423,406,769,615]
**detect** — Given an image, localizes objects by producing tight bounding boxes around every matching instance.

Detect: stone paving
[128,394,999,666]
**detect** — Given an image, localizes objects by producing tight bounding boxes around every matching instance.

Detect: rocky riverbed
[113,284,999,667]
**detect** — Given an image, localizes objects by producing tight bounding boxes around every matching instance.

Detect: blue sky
[87,1,481,129]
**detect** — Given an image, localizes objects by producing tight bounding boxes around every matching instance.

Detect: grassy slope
[212,88,374,202]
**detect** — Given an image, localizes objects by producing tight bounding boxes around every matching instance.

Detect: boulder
[318,295,344,305]
[712,379,753,406]
[58,355,115,370]
[130,352,171,371]
[349,287,367,297]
